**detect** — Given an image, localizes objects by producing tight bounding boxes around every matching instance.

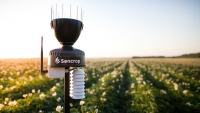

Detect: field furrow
[0,58,200,112]
[133,61,200,112]
[79,61,128,113]
[141,62,200,94]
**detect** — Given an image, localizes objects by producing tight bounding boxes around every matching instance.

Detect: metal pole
[64,67,70,113]
[41,36,43,73]
[40,36,48,73]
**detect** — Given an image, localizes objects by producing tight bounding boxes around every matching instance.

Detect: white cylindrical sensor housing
[70,69,85,99]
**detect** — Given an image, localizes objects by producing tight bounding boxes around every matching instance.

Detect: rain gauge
[40,4,85,113]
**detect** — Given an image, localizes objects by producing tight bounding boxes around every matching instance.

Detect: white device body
[48,67,65,78]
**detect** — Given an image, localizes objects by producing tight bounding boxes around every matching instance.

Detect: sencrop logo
[55,57,80,64]
[55,57,60,64]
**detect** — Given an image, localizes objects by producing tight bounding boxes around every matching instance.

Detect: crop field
[0,58,200,113]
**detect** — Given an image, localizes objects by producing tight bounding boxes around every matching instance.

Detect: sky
[0,0,200,58]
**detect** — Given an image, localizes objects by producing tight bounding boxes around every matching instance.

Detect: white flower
[80,101,85,106]
[100,97,106,102]
[0,104,4,110]
[56,105,63,112]
[70,103,73,107]
[147,90,151,94]
[15,81,20,84]
[32,89,35,93]
[56,83,60,86]
[186,102,192,106]
[160,89,167,94]
[5,98,9,101]
[39,93,45,100]
[13,100,17,105]
[94,109,98,113]
[38,110,43,113]
[17,72,20,75]
[0,85,3,89]
[57,97,61,102]
[28,93,32,96]
[173,83,178,90]
[183,90,188,94]
[137,81,141,84]
[102,92,106,96]
[52,92,57,97]
[23,94,28,98]
[131,83,135,88]
[10,86,16,90]
[51,86,57,92]
[38,89,40,93]
[143,81,146,85]
[8,100,17,106]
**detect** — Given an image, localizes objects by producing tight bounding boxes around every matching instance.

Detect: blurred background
[0,0,199,58]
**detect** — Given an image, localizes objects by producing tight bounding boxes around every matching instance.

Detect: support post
[64,67,70,113]
[41,36,48,73]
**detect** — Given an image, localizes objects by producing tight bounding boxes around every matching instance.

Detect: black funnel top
[51,18,83,45]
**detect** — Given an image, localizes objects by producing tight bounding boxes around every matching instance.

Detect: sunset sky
[0,0,200,58]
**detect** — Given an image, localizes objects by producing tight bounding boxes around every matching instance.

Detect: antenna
[62,4,63,18]
[53,10,54,19]
[82,10,84,22]
[41,36,48,73]
[70,5,71,18]
[77,6,78,19]
[56,4,57,18]
[51,6,52,21]
[81,8,82,21]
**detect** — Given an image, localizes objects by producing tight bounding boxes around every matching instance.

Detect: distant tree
[132,52,200,58]
[179,52,200,58]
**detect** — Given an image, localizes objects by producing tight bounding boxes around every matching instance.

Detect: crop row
[132,60,200,113]
[78,61,128,113]
[141,61,200,94]
[127,60,158,112]
[0,59,126,112]
[1,59,199,112]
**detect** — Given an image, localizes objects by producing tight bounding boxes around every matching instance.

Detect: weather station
[40,4,85,113]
